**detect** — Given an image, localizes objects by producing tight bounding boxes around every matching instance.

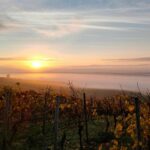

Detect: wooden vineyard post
[83,93,89,144]
[134,97,142,150]
[42,90,49,135]
[3,87,12,150]
[42,89,50,150]
[54,96,60,150]
[78,120,83,150]
[90,97,94,120]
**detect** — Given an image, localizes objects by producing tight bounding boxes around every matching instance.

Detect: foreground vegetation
[0,83,149,150]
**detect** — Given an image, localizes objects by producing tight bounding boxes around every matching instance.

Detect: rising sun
[31,60,43,69]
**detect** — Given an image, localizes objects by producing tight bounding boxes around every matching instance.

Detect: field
[0,78,149,150]
[0,77,132,98]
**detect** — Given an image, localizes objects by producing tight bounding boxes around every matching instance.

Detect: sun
[31,60,43,69]
[27,56,53,69]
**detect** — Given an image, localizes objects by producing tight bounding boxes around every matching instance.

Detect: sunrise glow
[31,60,43,69]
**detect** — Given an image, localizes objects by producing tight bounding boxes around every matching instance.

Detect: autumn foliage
[0,86,149,150]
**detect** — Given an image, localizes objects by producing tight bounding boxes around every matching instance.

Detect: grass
[8,119,108,150]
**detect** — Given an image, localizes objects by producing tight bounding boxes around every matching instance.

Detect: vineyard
[0,84,150,150]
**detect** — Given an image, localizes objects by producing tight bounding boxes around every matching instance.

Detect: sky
[0,0,150,73]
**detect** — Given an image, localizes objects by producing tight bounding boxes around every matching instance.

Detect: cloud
[34,18,84,37]
[0,14,8,30]
[1,9,149,38]
[0,13,22,32]
[0,57,54,61]
[0,23,5,30]
[0,0,150,11]
[0,0,150,38]
[34,20,128,38]
[104,57,150,62]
